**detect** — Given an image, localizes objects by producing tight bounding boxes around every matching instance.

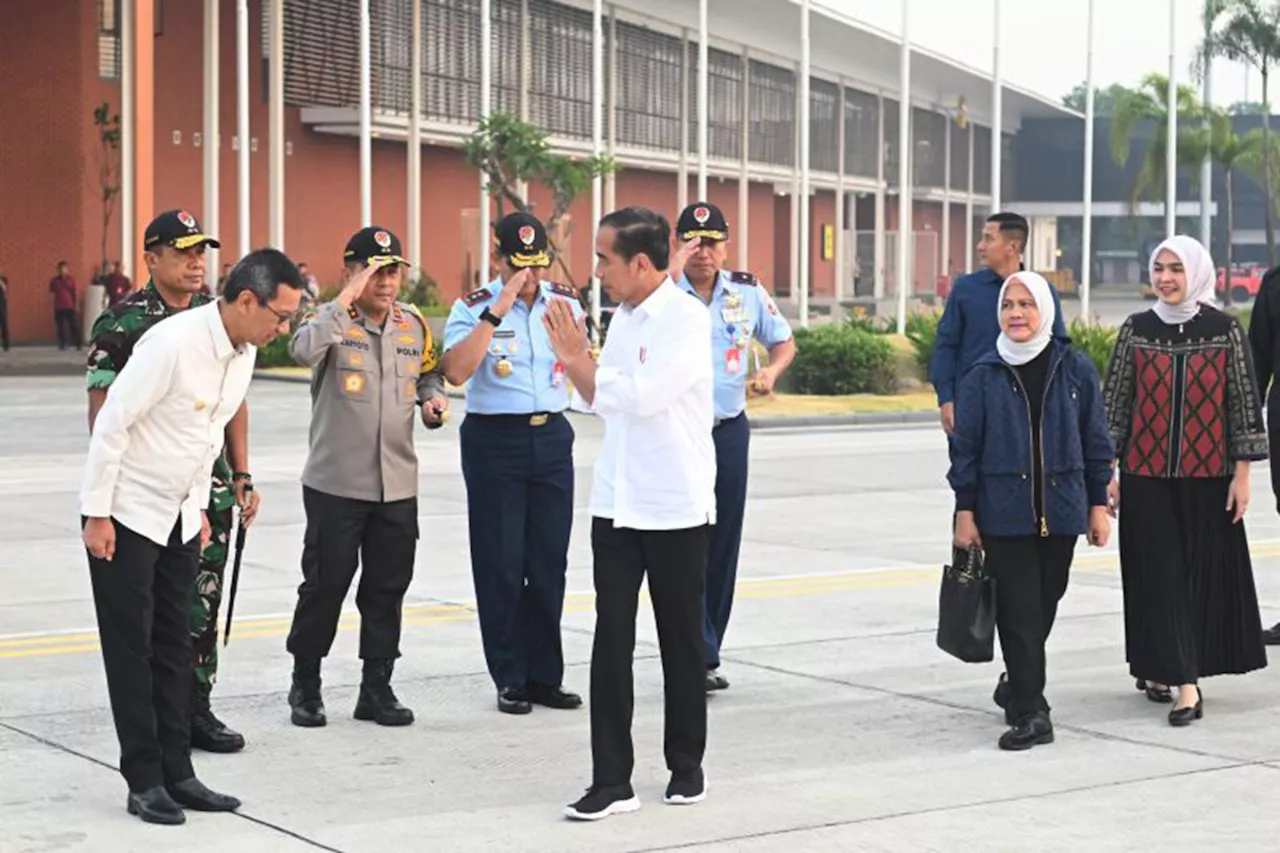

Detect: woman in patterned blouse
[1103,235,1269,727]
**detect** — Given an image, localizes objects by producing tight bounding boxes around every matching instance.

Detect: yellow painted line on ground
[5,542,1280,661]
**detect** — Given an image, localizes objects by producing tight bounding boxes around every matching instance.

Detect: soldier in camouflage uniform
[86,210,259,755]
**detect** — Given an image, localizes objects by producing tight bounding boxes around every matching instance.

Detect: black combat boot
[288,657,326,728]
[353,658,415,726]
[191,681,246,753]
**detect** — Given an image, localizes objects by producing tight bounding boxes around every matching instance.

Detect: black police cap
[676,202,728,242]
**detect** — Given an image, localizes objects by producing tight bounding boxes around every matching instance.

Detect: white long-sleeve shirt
[80,302,257,546]
[587,277,716,531]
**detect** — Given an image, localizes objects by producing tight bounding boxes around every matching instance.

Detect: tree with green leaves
[1109,73,1206,211]
[463,111,617,292]
[92,102,122,282]
[1061,82,1136,115]
[1197,0,1280,264]
[1227,100,1269,115]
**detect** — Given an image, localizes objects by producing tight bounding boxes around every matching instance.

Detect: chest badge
[344,373,366,395]
[495,357,514,379]
[723,291,741,310]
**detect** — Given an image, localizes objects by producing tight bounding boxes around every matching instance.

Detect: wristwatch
[480,307,502,327]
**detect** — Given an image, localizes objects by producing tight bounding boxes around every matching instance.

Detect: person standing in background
[0,274,9,352]
[50,260,81,350]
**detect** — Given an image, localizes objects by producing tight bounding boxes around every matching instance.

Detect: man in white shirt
[544,206,716,821]
[79,249,305,825]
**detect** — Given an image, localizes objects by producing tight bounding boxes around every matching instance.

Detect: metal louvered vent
[748,60,794,168]
[686,45,745,161]
[528,0,593,139]
[973,124,992,195]
[949,120,970,191]
[913,107,945,188]
[809,77,838,172]
[843,87,879,178]
[283,0,360,109]
[614,21,682,151]
[424,0,481,122]
[491,0,521,116]
[882,96,901,186]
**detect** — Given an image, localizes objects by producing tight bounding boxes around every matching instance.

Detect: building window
[614,21,682,152]
[748,60,795,168]
[99,0,121,81]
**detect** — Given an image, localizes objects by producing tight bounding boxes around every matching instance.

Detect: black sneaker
[998,712,1054,751]
[663,768,706,805]
[563,784,641,821]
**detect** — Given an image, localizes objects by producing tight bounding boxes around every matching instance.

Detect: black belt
[466,412,564,427]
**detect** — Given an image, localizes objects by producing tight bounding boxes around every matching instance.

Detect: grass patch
[746,391,936,416]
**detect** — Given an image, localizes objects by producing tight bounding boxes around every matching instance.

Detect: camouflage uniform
[86,282,237,694]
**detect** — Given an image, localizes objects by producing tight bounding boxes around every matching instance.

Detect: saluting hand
[543,298,588,363]
[668,238,701,282]
[337,260,388,309]
[494,269,534,318]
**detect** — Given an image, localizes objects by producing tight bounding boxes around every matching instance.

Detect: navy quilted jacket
[947,339,1115,537]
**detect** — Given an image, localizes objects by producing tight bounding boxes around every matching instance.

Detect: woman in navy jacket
[948,271,1115,751]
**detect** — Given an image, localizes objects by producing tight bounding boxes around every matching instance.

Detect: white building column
[236,0,250,256]
[1082,0,1095,320]
[408,0,423,273]
[606,6,618,211]
[480,0,493,271]
[991,0,1002,212]
[122,0,135,270]
[1165,0,1177,238]
[965,121,974,271]
[269,0,285,250]
[834,77,846,302]
[697,0,708,200]
[896,0,911,333]
[591,0,604,336]
[798,0,810,327]
[942,109,952,282]
[202,0,219,276]
[678,28,690,211]
[874,91,886,299]
[738,48,750,271]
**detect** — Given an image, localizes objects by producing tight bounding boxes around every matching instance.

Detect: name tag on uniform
[721,307,747,325]
[493,329,515,338]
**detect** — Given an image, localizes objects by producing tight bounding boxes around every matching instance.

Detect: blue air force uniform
[674,202,793,677]
[443,212,585,713]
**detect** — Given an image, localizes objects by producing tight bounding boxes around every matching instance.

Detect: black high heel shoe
[1135,678,1173,704]
[1168,687,1203,727]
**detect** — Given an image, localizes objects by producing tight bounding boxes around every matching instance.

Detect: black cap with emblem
[144,209,221,251]
[496,212,551,269]
[676,201,728,242]
[344,226,409,268]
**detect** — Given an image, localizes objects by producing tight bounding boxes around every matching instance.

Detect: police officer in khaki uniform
[285,226,447,729]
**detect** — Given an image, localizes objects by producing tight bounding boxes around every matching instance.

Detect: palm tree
[1199,0,1280,264]
[1109,73,1205,213]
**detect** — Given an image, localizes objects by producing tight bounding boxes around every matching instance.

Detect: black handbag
[936,544,996,663]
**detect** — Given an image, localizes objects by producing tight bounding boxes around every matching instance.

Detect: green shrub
[844,306,893,335]
[782,325,896,395]
[1068,318,1118,381]
[256,331,297,368]
[904,308,942,371]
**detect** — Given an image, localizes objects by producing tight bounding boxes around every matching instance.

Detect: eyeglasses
[258,299,297,324]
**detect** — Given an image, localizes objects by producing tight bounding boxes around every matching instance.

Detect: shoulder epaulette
[347,304,360,320]
[464,287,493,307]
[548,281,578,298]
[728,270,758,285]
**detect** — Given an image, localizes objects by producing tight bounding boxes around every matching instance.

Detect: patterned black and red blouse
[1103,306,1269,479]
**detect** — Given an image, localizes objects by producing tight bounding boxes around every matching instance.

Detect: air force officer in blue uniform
[441,212,585,716]
[671,202,795,691]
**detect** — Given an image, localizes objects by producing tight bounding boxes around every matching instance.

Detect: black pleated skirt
[1119,473,1268,685]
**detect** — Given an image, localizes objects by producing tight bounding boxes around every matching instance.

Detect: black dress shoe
[126,786,185,825]
[1263,623,1280,645]
[528,683,583,710]
[998,712,1054,751]
[166,777,241,812]
[498,686,532,715]
[1169,687,1203,727]
[191,704,246,753]
[1135,678,1173,704]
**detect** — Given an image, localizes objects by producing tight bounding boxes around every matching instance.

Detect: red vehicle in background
[1217,264,1268,303]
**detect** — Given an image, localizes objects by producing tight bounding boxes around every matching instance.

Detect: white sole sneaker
[663,775,708,805]
[563,795,641,821]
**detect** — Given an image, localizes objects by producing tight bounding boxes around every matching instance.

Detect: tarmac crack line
[0,720,348,852]
[626,760,1265,853]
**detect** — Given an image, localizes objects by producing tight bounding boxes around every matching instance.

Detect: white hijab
[996,271,1056,366]
[1150,235,1216,326]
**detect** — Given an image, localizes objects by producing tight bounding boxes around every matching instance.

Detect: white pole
[678,28,689,212]
[236,0,250,258]
[739,48,750,271]
[1082,0,1095,323]
[203,0,219,277]
[966,121,974,271]
[991,0,1002,213]
[359,0,372,227]
[592,0,603,337]
[1166,0,1177,239]
[697,0,709,200]
[835,77,846,303]
[480,0,493,281]
[897,0,911,334]
[798,0,810,328]
[269,0,285,250]
[122,0,135,271]
[409,0,423,274]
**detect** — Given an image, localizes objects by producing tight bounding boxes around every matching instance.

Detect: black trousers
[86,517,199,792]
[287,486,418,661]
[589,517,709,787]
[54,308,80,348]
[460,413,574,690]
[984,534,1076,719]
[704,413,749,669]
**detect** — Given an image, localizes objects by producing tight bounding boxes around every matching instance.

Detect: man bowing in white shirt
[544,206,717,821]
[80,248,305,825]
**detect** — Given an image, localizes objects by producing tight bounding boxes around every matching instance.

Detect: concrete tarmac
[2,376,1280,852]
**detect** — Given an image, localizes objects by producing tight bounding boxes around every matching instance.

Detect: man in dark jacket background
[930,213,1068,435]
[1247,265,1280,644]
